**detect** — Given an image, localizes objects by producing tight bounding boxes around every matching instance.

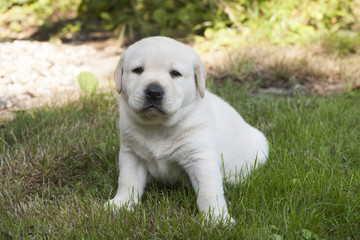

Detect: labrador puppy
[106,36,268,223]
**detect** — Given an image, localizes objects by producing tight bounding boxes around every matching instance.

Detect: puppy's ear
[114,54,125,94]
[194,56,206,98]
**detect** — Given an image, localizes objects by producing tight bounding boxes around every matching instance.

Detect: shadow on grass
[0,94,119,199]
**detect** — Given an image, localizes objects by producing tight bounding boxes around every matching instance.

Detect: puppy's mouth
[139,104,167,115]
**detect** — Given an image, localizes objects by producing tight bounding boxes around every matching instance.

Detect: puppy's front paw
[202,210,235,225]
[104,196,135,212]
[214,214,236,225]
[226,216,236,225]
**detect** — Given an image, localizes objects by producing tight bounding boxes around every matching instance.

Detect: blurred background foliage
[0,0,359,54]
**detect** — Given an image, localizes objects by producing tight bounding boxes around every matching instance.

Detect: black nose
[145,85,164,101]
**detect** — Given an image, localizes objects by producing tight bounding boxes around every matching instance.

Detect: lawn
[1,83,359,239]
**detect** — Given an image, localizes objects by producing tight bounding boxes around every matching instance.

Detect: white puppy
[106,36,268,223]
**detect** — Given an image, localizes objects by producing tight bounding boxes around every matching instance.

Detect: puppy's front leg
[184,154,234,223]
[106,146,147,210]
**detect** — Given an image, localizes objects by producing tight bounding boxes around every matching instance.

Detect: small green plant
[77,71,99,96]
[301,229,327,240]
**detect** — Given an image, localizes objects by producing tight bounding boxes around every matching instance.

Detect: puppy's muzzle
[141,84,166,114]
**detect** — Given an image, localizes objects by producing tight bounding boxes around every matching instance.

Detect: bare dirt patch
[201,44,360,95]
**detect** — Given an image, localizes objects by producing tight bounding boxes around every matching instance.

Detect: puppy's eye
[170,70,182,78]
[132,67,144,74]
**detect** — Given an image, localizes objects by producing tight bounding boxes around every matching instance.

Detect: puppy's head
[114,37,206,120]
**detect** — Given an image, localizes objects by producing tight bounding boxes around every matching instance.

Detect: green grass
[1,86,359,239]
